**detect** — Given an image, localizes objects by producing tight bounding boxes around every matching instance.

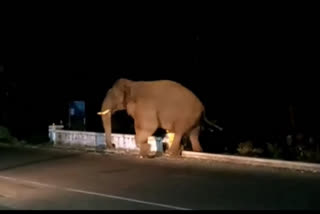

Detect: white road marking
[0,175,191,210]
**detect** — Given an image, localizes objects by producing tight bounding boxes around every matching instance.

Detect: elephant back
[144,80,204,118]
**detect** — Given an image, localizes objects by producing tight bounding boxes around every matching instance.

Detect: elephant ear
[123,84,131,105]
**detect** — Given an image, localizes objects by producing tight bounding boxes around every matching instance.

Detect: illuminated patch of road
[0,175,191,210]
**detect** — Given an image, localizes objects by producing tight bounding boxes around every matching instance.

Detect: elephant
[97,78,222,158]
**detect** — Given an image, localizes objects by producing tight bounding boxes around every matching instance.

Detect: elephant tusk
[97,109,110,115]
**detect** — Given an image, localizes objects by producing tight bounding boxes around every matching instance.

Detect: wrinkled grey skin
[98,78,220,158]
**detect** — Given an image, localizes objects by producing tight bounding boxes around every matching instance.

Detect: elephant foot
[139,151,160,159]
[106,143,115,150]
[193,148,203,153]
[165,149,182,158]
[165,145,184,158]
[139,154,157,159]
[139,143,151,157]
[146,152,162,158]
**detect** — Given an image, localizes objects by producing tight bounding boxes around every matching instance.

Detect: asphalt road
[0,144,320,210]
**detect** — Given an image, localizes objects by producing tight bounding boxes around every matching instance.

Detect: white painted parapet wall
[47,125,320,173]
[48,125,169,153]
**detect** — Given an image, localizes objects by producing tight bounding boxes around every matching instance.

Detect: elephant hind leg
[189,126,203,152]
[166,133,183,157]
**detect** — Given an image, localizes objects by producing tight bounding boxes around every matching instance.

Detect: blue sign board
[69,101,86,130]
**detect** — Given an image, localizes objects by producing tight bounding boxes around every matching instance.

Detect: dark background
[1,11,319,146]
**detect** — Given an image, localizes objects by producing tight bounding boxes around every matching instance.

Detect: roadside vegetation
[233,135,320,163]
[0,126,20,144]
[0,126,49,145]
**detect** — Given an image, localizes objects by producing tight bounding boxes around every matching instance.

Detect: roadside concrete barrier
[47,127,320,173]
[182,151,320,173]
[48,127,168,153]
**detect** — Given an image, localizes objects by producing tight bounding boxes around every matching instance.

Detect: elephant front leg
[135,129,154,158]
[105,136,115,150]
[140,143,151,158]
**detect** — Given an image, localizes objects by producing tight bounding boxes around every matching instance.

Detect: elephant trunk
[101,113,114,149]
[98,98,114,149]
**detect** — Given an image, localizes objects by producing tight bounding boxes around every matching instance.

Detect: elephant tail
[202,110,224,131]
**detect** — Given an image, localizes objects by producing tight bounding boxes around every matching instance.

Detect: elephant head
[97,78,133,149]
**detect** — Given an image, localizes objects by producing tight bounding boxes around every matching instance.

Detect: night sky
[1,12,319,141]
